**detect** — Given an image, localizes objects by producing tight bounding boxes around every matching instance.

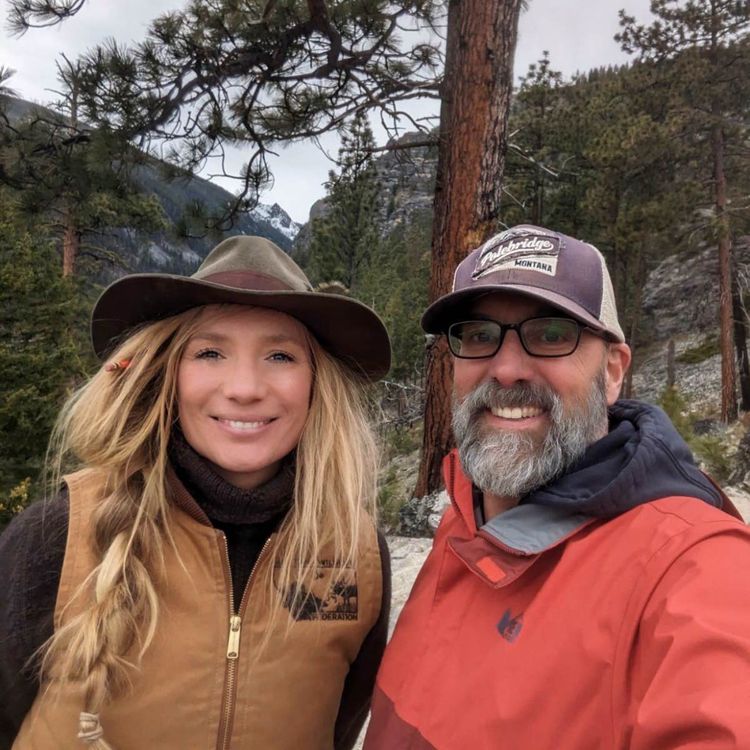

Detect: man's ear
[605,343,631,405]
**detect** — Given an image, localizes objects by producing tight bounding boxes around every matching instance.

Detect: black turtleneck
[168,428,295,605]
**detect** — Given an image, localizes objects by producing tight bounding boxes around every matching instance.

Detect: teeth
[224,419,269,430]
[490,406,542,419]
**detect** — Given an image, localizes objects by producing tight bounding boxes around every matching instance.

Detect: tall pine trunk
[62,209,78,277]
[415,0,523,496]
[713,119,737,421]
[62,82,80,278]
[731,265,750,411]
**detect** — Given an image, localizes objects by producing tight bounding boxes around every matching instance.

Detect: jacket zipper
[216,534,274,750]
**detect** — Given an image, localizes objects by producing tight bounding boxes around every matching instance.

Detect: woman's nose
[221,360,268,401]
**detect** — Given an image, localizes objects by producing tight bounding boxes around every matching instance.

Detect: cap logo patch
[473,228,560,279]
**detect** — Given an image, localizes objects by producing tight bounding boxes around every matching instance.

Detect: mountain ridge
[2,94,300,277]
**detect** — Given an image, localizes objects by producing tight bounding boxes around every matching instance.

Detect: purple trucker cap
[421,224,625,342]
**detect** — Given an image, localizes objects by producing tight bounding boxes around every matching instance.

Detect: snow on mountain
[252,202,301,242]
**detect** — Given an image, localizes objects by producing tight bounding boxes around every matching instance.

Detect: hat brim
[91,274,391,381]
[421,283,624,343]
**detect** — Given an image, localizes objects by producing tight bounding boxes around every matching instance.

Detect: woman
[0,236,392,750]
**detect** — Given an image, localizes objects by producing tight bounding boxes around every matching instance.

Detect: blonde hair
[41,305,378,749]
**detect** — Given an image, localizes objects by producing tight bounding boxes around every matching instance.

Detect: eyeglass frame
[445,315,608,359]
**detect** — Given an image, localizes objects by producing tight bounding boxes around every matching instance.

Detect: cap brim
[92,274,391,381]
[421,283,623,342]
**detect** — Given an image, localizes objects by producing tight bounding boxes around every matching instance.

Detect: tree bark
[415,0,523,496]
[622,243,646,400]
[62,78,80,278]
[731,265,750,411]
[713,120,737,422]
[666,338,676,391]
[62,209,78,277]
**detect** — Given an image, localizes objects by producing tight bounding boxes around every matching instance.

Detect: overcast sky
[1,0,653,223]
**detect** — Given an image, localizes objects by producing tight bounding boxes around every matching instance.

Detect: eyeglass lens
[448,318,581,358]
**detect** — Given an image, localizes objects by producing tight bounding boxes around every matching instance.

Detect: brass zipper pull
[226,615,242,660]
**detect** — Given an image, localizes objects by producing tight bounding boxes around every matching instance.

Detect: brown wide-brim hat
[91,235,391,381]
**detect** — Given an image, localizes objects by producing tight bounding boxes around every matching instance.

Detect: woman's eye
[269,351,294,363]
[195,348,222,360]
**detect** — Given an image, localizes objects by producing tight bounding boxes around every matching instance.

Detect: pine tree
[503,52,565,227]
[0,58,166,276]
[6,0,444,216]
[581,61,701,365]
[359,212,432,383]
[618,0,750,421]
[307,111,380,292]
[0,198,85,524]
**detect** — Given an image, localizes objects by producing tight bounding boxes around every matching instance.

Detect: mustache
[455,380,559,419]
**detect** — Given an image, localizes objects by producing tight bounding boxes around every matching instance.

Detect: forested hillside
[2,0,750,523]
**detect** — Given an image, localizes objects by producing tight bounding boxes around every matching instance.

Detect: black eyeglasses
[447,317,601,359]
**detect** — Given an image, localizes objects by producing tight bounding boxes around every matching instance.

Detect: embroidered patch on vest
[473,227,560,279]
[496,608,523,643]
[281,560,358,621]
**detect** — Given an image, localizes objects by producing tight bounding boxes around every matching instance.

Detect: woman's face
[177,305,313,489]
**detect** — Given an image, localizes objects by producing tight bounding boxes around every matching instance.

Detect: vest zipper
[216,534,274,750]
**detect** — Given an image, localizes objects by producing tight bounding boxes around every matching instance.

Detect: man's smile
[489,405,544,420]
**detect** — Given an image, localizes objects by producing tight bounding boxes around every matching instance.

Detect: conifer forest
[2,0,750,527]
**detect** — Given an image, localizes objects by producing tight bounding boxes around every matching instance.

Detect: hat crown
[194,236,313,292]
[422,224,625,342]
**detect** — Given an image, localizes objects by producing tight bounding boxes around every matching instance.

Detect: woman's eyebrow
[187,331,230,344]
[261,333,305,346]
[188,331,304,346]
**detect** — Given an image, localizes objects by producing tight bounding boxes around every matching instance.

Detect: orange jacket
[366,406,750,749]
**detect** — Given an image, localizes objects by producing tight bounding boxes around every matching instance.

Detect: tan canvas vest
[14,469,382,750]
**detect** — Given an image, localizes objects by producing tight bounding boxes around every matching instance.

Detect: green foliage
[0,477,32,528]
[377,465,403,532]
[307,112,431,383]
[0,202,86,517]
[658,385,695,440]
[384,425,422,459]
[658,386,732,481]
[359,214,431,382]
[308,112,380,291]
[376,423,422,531]
[676,336,721,364]
[690,434,733,483]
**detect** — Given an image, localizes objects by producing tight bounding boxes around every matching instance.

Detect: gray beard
[451,369,609,499]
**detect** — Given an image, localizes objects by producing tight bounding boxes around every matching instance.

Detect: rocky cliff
[632,237,750,412]
[292,132,437,262]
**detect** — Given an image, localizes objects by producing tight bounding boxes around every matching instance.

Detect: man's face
[451,292,631,499]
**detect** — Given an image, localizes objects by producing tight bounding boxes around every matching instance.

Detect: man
[364,224,750,749]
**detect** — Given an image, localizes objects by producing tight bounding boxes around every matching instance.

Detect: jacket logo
[496,608,523,643]
[280,560,358,622]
